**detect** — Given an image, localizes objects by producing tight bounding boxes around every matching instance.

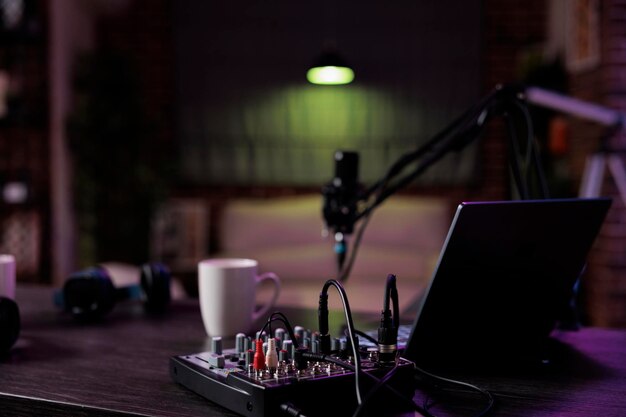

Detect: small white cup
[0,254,16,300]
[198,258,281,337]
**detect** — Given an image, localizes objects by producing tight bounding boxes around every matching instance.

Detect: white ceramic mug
[198,258,281,337]
[0,254,16,300]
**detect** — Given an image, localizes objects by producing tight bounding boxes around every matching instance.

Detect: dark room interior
[1,1,626,416]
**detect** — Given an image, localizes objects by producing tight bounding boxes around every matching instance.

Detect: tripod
[579,149,626,206]
[525,87,625,202]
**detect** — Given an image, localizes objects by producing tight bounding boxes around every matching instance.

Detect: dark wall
[173,1,483,187]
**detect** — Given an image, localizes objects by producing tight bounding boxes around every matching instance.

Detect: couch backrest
[219,194,450,253]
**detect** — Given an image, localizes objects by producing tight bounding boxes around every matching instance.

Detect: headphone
[55,263,171,320]
[0,296,20,352]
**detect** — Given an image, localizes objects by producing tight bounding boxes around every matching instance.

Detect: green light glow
[307,66,355,85]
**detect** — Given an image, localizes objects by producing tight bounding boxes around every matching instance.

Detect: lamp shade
[306,50,354,85]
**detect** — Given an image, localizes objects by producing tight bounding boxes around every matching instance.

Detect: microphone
[322,150,361,273]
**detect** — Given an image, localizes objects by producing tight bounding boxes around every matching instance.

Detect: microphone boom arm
[324,83,613,282]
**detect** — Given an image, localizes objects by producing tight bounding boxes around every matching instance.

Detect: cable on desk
[351,361,401,417]
[279,402,309,417]
[352,326,495,417]
[415,365,495,417]
[302,351,427,416]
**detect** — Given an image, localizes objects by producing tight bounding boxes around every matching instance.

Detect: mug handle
[252,272,281,322]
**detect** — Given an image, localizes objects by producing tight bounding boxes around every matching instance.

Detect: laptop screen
[401,198,611,369]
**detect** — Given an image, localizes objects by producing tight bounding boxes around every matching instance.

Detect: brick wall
[465,1,626,327]
[67,0,177,264]
[480,0,548,200]
[96,0,175,166]
[581,0,626,327]
[0,0,50,281]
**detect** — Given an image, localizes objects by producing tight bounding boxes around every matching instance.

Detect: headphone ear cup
[140,263,171,313]
[63,267,116,320]
[0,296,20,352]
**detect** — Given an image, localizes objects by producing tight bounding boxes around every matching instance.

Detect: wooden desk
[1,285,625,416]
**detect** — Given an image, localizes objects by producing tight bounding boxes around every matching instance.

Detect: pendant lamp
[306,49,355,85]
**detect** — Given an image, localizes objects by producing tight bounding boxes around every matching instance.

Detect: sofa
[213,194,452,317]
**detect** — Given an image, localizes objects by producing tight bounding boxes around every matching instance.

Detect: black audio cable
[301,351,427,416]
[317,279,363,405]
[350,328,495,417]
[354,329,378,345]
[335,84,552,284]
[377,274,399,364]
[416,365,494,417]
[318,291,330,354]
[279,402,309,417]
[256,312,306,372]
[351,361,402,417]
[513,97,550,199]
[257,312,300,348]
[337,206,373,282]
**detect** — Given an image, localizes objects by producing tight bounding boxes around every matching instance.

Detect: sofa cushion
[216,193,450,314]
[220,194,449,252]
[220,195,325,251]
[218,194,449,282]
[220,242,439,283]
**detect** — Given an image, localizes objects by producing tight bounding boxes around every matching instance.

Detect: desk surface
[1,285,626,417]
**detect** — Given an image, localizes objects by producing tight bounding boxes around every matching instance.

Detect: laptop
[385,198,611,369]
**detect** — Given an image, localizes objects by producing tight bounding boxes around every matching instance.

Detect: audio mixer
[170,329,416,417]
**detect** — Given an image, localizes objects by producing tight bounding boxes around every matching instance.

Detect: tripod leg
[579,154,606,198]
[607,155,626,207]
